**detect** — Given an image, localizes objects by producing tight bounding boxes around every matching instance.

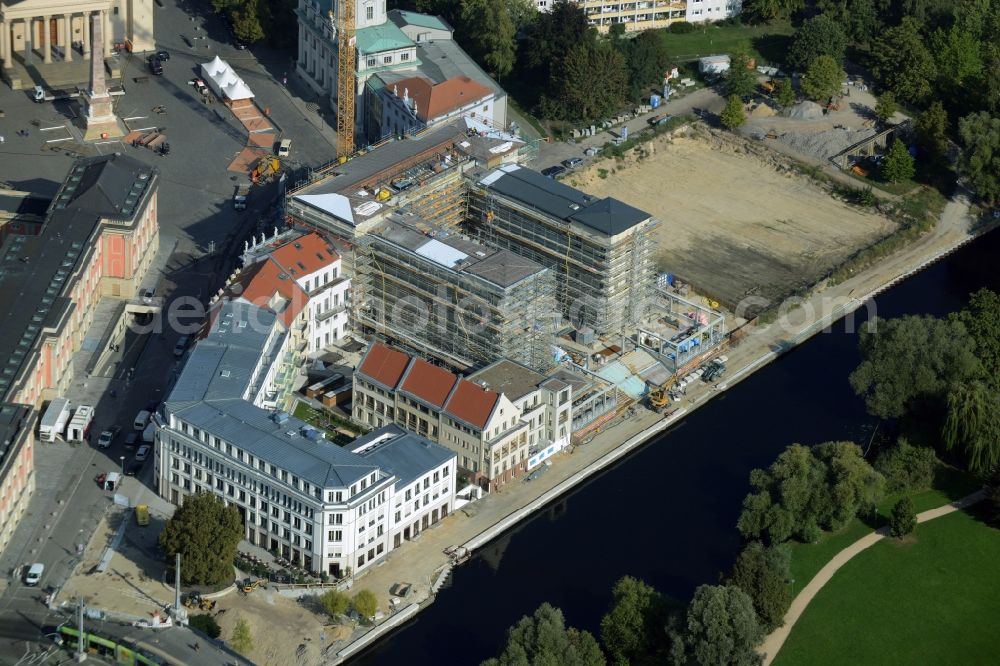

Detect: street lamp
[120,456,125,475]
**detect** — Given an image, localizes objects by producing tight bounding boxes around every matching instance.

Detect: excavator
[251,157,280,185]
[647,375,678,413]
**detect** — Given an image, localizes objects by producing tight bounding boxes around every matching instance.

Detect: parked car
[277,138,292,157]
[561,157,583,169]
[124,432,139,449]
[97,426,121,449]
[148,58,163,76]
[541,165,566,178]
[141,287,155,304]
[154,50,170,61]
[173,335,189,357]
[135,445,151,462]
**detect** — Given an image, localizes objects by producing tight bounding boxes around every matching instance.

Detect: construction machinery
[251,157,280,185]
[183,593,216,611]
[334,2,356,159]
[240,577,265,595]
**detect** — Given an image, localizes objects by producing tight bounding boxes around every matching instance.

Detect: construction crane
[334,1,356,159]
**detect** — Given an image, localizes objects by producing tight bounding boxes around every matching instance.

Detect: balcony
[316,303,348,323]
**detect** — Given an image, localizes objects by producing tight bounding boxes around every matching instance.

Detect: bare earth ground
[570,131,897,310]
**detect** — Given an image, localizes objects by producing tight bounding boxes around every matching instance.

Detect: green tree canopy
[881,139,916,183]
[958,111,1000,205]
[930,26,984,92]
[483,603,606,666]
[601,577,669,666]
[741,0,803,22]
[775,78,796,107]
[721,95,748,129]
[542,40,627,123]
[230,615,254,655]
[520,0,592,77]
[728,542,792,632]
[725,51,757,98]
[952,288,1000,383]
[943,381,1000,475]
[874,91,898,123]
[158,493,243,587]
[352,589,379,619]
[875,437,938,493]
[870,17,938,104]
[460,0,520,79]
[787,14,848,69]
[682,585,764,666]
[915,101,949,166]
[800,55,845,101]
[623,31,672,100]
[320,589,350,618]
[849,315,982,419]
[889,496,917,537]
[231,0,265,43]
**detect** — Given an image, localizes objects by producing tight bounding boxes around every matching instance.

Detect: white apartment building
[240,230,351,353]
[156,308,455,577]
[685,0,742,22]
[353,341,573,490]
[533,1,743,32]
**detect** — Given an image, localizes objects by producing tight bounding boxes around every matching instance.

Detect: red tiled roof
[392,75,492,122]
[357,342,411,389]
[269,232,339,279]
[226,258,308,327]
[399,358,456,408]
[444,379,499,430]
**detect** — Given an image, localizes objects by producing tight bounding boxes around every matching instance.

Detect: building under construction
[466,165,659,336]
[355,212,556,371]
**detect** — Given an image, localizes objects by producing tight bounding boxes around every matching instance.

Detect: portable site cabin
[39,398,72,442]
[698,55,731,76]
[67,405,94,442]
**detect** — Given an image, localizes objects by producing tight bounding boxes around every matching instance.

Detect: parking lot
[0,0,346,652]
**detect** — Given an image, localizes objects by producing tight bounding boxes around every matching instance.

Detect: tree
[461,0,518,79]
[958,112,1000,205]
[930,26,984,92]
[189,613,221,638]
[728,542,792,632]
[601,577,668,666]
[874,91,898,124]
[849,315,982,419]
[881,139,916,183]
[953,289,1000,383]
[230,615,254,655]
[544,40,627,123]
[683,585,763,666]
[943,381,1000,475]
[889,497,917,537]
[721,96,747,129]
[320,589,350,619]
[811,441,885,530]
[158,493,243,587]
[352,589,379,620]
[231,0,265,43]
[787,14,848,70]
[800,55,845,101]
[725,51,757,99]
[875,437,938,493]
[915,101,949,166]
[520,0,591,78]
[741,0,803,22]
[846,0,881,43]
[870,17,938,104]
[483,603,606,666]
[775,78,796,107]
[623,31,672,100]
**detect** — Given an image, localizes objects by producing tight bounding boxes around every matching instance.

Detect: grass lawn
[787,464,979,595]
[292,400,361,445]
[658,21,794,64]
[775,509,1000,665]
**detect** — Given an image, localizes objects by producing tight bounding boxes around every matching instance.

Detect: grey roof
[372,215,547,289]
[412,38,504,100]
[0,403,32,477]
[0,154,156,401]
[481,166,650,236]
[468,359,546,401]
[0,190,50,218]
[351,424,454,490]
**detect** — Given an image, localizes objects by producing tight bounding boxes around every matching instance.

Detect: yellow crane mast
[335,1,356,159]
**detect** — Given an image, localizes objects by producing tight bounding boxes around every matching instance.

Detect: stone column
[43,15,51,64]
[0,21,7,69]
[64,14,73,62]
[102,10,111,57]
[82,11,90,58]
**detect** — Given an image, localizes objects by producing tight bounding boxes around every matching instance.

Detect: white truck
[66,405,95,442]
[33,84,124,103]
[233,183,251,210]
[143,422,157,444]
[39,397,72,442]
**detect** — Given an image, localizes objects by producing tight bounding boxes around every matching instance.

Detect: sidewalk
[760,490,986,665]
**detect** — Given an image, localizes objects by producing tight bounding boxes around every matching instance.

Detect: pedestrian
[0,135,5,144]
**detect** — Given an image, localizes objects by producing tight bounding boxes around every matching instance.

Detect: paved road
[760,491,986,665]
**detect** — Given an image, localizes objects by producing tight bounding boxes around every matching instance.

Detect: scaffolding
[636,288,727,375]
[353,221,558,372]
[466,181,658,336]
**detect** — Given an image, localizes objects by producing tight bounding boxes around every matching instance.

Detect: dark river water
[353,228,1000,665]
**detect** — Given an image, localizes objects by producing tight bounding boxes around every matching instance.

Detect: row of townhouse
[156,295,456,577]
[531,0,742,31]
[353,341,572,491]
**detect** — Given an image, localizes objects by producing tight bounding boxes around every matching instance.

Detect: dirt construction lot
[571,129,897,311]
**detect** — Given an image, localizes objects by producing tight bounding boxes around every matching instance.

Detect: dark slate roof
[0,403,32,477]
[351,424,454,490]
[479,165,650,236]
[0,191,50,217]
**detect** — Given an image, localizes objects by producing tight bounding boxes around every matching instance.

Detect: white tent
[200,57,255,101]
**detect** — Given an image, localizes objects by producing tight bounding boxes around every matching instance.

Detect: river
[352,228,1000,665]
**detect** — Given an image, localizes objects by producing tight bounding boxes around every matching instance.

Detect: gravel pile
[776,127,877,160]
[788,101,824,119]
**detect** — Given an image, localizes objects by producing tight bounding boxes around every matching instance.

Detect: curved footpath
[760,490,986,665]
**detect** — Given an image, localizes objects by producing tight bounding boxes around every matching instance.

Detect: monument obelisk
[82,13,124,141]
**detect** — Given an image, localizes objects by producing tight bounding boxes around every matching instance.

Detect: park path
[760,490,986,665]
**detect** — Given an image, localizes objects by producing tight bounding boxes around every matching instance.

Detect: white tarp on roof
[200,57,255,100]
[415,239,467,268]
[293,193,355,225]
